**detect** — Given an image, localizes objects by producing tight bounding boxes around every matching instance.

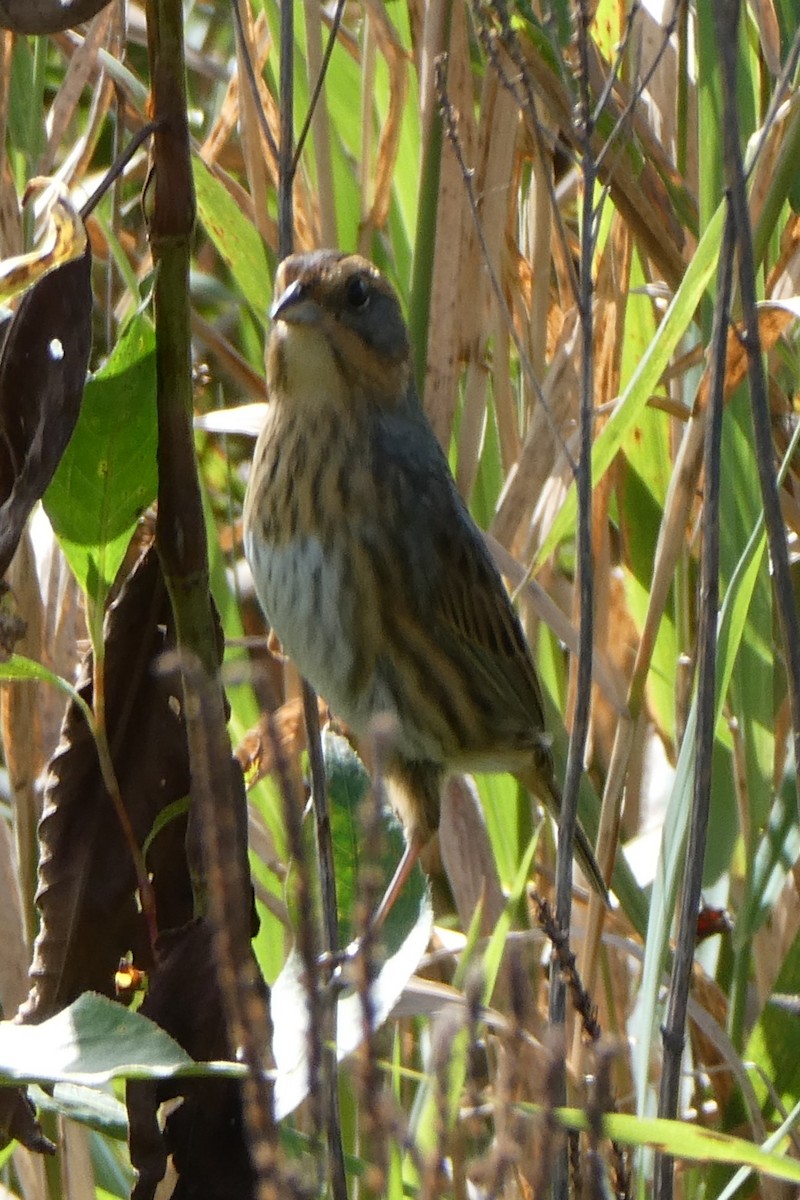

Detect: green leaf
[322,730,429,954]
[0,993,245,1086]
[538,1105,800,1185]
[29,1082,128,1140]
[633,520,769,1112]
[43,314,158,608]
[192,156,273,326]
[0,653,94,733]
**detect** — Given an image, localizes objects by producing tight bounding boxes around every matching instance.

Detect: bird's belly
[244,530,446,763]
[245,531,343,692]
[244,531,390,735]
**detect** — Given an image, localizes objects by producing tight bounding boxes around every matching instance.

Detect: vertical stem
[716,0,800,815]
[302,0,337,246]
[653,206,734,1200]
[145,0,279,1193]
[278,0,294,258]
[277,4,346,1193]
[409,0,453,399]
[549,4,595,1197]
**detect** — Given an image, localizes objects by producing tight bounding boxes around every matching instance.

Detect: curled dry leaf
[17,546,191,1023]
[0,179,88,305]
[128,916,269,1200]
[12,544,261,1187]
[0,1086,54,1156]
[0,0,113,34]
[0,235,92,581]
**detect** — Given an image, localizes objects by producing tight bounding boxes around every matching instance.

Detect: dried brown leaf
[491,310,580,552]
[40,8,115,173]
[18,546,192,1022]
[0,244,92,580]
[694,303,797,416]
[234,3,275,249]
[0,1086,54,1156]
[423,2,476,448]
[0,0,112,34]
[235,693,329,792]
[128,917,269,1200]
[457,80,521,497]
[363,0,409,233]
[751,0,782,77]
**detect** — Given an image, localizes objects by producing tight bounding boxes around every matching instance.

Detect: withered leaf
[0,1086,54,1156]
[0,246,92,579]
[0,0,113,33]
[13,544,261,1189]
[128,916,268,1200]
[18,544,191,1024]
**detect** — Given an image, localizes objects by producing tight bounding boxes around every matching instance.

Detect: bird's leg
[319,836,424,980]
[371,835,424,932]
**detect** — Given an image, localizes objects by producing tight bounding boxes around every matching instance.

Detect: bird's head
[266,251,413,415]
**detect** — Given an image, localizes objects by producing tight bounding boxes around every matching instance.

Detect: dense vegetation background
[1,1,800,1197]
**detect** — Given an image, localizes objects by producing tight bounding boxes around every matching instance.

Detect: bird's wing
[430,512,549,742]
[372,408,549,752]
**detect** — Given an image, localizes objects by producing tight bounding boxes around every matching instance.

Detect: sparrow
[243,250,607,921]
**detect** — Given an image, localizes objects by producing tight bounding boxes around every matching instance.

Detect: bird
[243,250,607,923]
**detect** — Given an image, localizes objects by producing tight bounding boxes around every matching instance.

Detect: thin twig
[534,894,601,1045]
[291,0,347,177]
[302,684,348,1200]
[79,120,158,219]
[231,0,279,163]
[278,0,294,257]
[350,721,397,1195]
[548,5,597,1196]
[276,4,346,1192]
[270,697,328,1179]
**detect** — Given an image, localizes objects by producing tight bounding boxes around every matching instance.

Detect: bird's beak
[269,278,323,326]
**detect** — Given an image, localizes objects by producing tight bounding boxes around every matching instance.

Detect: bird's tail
[573,819,610,906]
[516,763,610,906]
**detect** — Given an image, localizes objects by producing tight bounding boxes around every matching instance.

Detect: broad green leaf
[30,1082,128,1140]
[618,250,679,742]
[633,520,768,1113]
[44,313,157,609]
[192,156,273,326]
[719,389,774,866]
[476,770,531,897]
[742,925,800,1118]
[321,730,429,952]
[538,1105,800,1185]
[737,783,800,946]
[0,993,244,1086]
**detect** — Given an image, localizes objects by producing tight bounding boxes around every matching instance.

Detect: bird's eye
[345,275,371,310]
